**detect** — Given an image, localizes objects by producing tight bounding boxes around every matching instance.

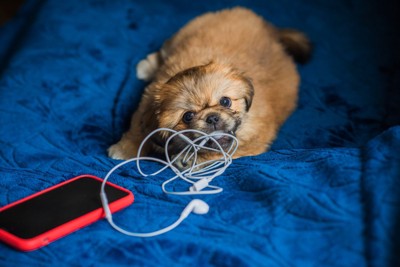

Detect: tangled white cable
[100,128,238,237]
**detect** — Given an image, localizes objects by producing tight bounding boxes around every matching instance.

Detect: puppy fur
[108,7,311,163]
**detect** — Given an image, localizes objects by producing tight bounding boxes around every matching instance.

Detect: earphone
[100,128,237,237]
[101,196,209,237]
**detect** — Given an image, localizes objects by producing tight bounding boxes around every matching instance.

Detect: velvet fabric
[0,0,399,266]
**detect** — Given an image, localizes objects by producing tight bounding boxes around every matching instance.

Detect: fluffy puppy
[108,7,311,165]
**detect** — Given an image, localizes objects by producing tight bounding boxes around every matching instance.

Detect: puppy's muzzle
[206,113,220,125]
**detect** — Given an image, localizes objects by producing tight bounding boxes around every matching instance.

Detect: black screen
[0,176,130,239]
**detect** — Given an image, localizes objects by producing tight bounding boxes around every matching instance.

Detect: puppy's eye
[182,111,195,124]
[220,97,232,108]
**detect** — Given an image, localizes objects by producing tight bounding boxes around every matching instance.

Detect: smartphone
[0,175,134,251]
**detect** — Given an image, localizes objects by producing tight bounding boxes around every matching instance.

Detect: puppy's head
[153,62,254,150]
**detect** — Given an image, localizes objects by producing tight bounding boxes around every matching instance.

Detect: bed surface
[0,0,399,266]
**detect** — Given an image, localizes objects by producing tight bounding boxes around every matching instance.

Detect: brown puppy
[108,7,311,165]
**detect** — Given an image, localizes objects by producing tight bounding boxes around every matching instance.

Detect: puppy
[108,7,311,165]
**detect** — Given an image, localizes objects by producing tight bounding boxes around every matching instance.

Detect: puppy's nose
[206,114,220,125]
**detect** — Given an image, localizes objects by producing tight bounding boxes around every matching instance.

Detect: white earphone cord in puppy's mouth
[100,128,238,237]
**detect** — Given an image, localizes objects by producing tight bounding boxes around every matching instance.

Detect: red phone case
[0,175,134,251]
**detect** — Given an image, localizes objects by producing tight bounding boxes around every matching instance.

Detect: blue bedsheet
[0,0,399,266]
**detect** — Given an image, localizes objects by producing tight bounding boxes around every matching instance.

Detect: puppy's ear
[140,82,163,126]
[241,76,254,112]
[151,82,182,131]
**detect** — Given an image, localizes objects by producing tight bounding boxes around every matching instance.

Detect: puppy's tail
[278,28,312,64]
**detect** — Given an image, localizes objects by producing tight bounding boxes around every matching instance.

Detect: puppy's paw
[107,144,128,160]
[107,142,137,160]
[136,52,160,81]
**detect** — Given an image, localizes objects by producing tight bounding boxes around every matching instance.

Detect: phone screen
[0,176,130,239]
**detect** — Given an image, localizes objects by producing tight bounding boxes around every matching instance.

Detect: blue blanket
[1,0,399,266]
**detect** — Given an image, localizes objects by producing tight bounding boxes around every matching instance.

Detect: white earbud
[180,199,209,219]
